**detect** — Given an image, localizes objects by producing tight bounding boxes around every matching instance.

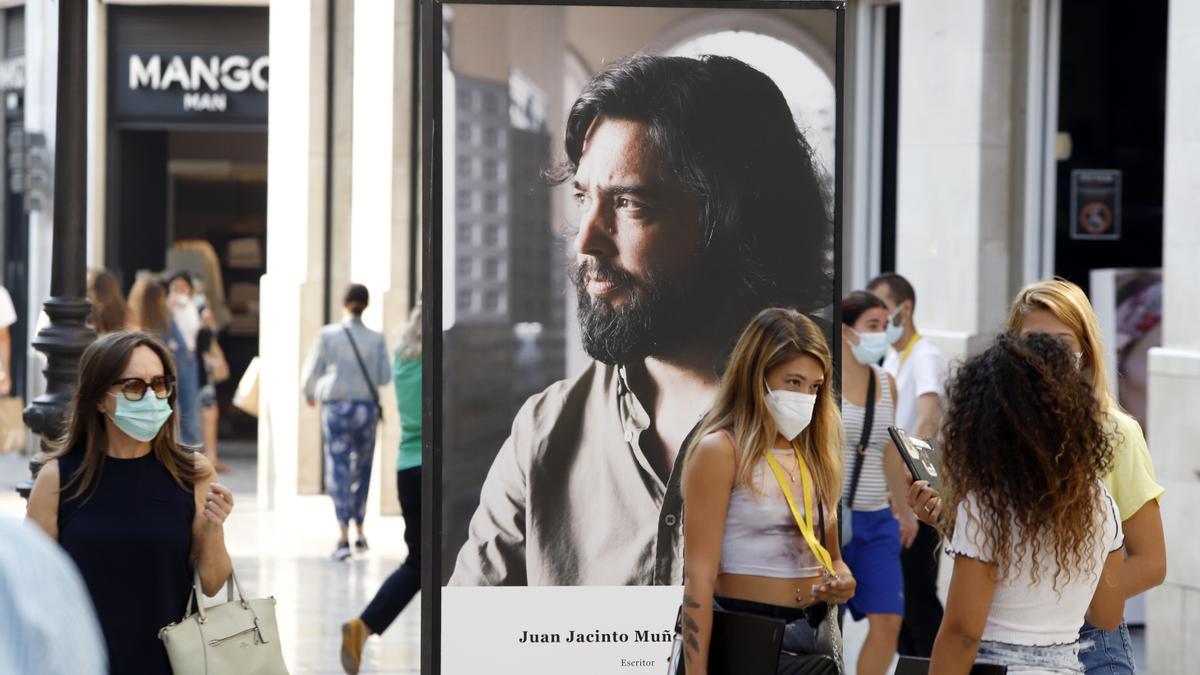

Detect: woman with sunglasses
[680,308,854,675]
[27,331,234,675]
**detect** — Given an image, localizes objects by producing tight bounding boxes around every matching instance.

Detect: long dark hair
[88,269,130,334]
[49,331,203,501]
[841,290,888,327]
[940,332,1114,591]
[129,275,170,335]
[549,54,832,335]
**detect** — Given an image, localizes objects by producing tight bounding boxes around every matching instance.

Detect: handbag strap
[844,367,876,511]
[186,569,250,622]
[342,325,382,411]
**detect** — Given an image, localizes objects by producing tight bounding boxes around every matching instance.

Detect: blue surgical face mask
[885,307,905,346]
[107,392,172,442]
[849,328,890,365]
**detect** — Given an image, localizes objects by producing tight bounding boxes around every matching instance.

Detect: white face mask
[886,307,906,345]
[764,382,817,441]
[850,328,890,365]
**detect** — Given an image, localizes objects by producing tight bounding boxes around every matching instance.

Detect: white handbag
[158,570,289,675]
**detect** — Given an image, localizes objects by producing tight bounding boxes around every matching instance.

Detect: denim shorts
[1078,621,1135,674]
[976,640,1083,675]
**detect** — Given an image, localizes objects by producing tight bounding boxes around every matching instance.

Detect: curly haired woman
[911,279,1164,673]
[927,333,1125,674]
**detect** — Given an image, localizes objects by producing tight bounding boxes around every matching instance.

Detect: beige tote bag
[159,570,288,675]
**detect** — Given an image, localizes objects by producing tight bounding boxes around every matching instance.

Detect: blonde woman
[910,279,1164,674]
[681,307,854,675]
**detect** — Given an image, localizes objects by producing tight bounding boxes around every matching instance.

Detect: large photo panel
[426,2,843,672]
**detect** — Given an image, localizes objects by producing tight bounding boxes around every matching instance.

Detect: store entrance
[108,128,266,442]
[1053,0,1167,293]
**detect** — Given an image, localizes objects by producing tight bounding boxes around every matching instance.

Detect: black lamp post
[16,0,96,498]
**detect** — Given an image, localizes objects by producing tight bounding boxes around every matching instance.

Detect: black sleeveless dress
[57,449,195,675]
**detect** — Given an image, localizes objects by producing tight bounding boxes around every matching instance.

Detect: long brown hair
[49,331,204,501]
[87,269,130,334]
[940,332,1114,591]
[128,274,170,335]
[685,307,843,510]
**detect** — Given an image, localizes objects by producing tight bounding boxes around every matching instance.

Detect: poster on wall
[1069,169,1122,241]
[422,2,844,672]
[1089,266,1162,625]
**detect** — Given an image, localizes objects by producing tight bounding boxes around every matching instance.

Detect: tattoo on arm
[682,593,703,665]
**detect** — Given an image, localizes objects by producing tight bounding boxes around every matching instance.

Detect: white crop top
[946,482,1124,646]
[719,445,826,579]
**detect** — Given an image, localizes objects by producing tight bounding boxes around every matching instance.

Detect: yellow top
[1102,409,1164,522]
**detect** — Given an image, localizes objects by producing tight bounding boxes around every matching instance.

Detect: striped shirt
[0,517,106,674]
[841,366,895,511]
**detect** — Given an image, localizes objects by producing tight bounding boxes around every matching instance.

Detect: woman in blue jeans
[339,305,422,675]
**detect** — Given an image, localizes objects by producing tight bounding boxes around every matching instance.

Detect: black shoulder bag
[839,368,876,546]
[342,326,384,426]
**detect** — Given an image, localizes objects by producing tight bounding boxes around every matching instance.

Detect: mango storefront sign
[111,51,268,126]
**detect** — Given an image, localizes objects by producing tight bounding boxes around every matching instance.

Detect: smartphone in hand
[888,426,942,492]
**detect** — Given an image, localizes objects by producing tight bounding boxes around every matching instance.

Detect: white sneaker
[331,542,352,561]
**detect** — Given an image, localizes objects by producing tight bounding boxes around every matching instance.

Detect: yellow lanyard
[899,332,922,367]
[765,447,835,575]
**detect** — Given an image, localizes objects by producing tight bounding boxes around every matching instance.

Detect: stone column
[894,0,1016,362]
[1145,1,1200,669]
[348,0,417,515]
[260,0,331,508]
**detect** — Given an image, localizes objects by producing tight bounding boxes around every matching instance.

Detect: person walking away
[867,273,947,657]
[926,333,1125,674]
[302,283,391,561]
[26,330,234,675]
[839,291,919,675]
[340,304,423,674]
[129,275,202,446]
[87,269,133,335]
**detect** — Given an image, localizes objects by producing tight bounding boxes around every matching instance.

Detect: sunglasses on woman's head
[111,375,175,401]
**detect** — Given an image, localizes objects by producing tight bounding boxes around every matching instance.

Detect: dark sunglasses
[111,375,175,401]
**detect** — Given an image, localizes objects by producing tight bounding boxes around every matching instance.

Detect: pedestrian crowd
[681,274,1163,675]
